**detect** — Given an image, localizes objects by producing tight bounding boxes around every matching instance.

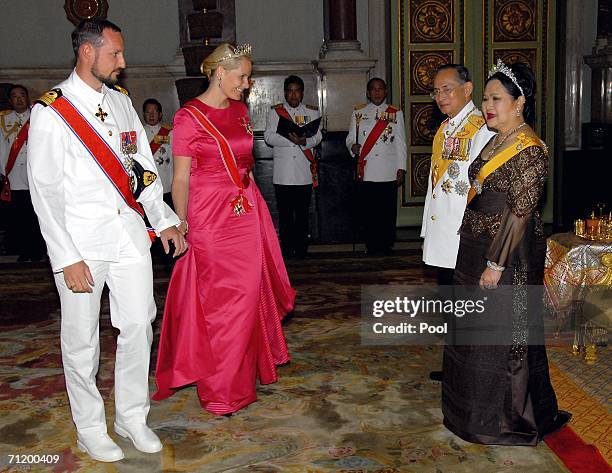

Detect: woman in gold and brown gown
[442,61,570,445]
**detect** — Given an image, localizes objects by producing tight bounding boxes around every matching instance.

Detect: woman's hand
[479,267,502,290]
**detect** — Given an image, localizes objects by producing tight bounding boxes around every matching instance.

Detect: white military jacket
[346,101,407,182]
[0,108,31,190]
[264,101,322,186]
[420,101,495,268]
[144,123,173,193]
[27,70,179,272]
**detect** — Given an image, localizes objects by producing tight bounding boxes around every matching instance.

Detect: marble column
[316,0,376,131]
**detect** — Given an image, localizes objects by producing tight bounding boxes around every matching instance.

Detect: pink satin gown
[152,99,294,415]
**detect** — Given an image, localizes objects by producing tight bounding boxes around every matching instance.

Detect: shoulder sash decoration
[184,104,253,216]
[430,112,485,189]
[1,120,29,202]
[467,133,543,204]
[149,125,171,156]
[357,105,397,182]
[47,95,156,240]
[275,106,318,187]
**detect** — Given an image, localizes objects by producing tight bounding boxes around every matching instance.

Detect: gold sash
[467,132,544,204]
[431,113,485,189]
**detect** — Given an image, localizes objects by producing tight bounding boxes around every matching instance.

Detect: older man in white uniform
[142,98,173,206]
[27,19,186,463]
[421,64,495,284]
[420,64,494,382]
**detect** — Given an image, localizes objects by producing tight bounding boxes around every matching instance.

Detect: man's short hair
[367,77,387,91]
[284,75,304,91]
[72,18,122,58]
[435,64,471,83]
[143,98,162,114]
[8,84,28,98]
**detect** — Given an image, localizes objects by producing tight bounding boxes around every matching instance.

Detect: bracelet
[178,219,189,233]
[486,260,505,272]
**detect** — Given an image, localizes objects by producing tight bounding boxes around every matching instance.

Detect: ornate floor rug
[0,251,608,472]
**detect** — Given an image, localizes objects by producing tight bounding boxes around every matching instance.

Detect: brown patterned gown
[442,141,564,445]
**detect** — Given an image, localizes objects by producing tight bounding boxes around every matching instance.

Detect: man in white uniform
[27,19,187,463]
[142,98,173,207]
[264,75,322,258]
[346,78,407,255]
[0,85,45,261]
[420,64,494,381]
[421,64,495,284]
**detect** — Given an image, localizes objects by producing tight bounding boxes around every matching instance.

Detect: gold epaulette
[35,88,63,107]
[0,110,11,116]
[354,103,367,110]
[112,85,129,96]
[271,103,283,109]
[387,104,400,113]
[467,114,486,129]
[160,123,173,131]
[305,104,319,111]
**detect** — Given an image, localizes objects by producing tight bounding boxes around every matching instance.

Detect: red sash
[48,96,155,240]
[184,104,253,216]
[1,120,29,202]
[149,125,171,156]
[357,105,397,182]
[275,106,318,187]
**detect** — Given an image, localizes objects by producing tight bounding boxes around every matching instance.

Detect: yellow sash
[431,113,485,189]
[467,132,544,204]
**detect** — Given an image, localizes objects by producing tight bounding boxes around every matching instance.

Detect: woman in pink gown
[153,43,294,415]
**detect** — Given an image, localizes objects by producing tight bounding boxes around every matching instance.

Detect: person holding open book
[264,75,322,258]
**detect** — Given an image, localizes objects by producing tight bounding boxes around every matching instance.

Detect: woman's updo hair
[485,62,536,126]
[200,43,252,78]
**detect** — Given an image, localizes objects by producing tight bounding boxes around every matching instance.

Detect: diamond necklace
[486,122,527,160]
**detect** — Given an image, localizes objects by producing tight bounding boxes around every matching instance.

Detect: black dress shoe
[542,410,572,438]
[222,413,233,417]
[429,370,443,381]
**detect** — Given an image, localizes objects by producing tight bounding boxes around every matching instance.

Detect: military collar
[447,101,476,128]
[145,123,161,132]
[69,69,108,106]
[283,101,303,112]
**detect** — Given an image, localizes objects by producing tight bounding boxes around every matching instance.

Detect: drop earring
[516,108,521,117]
[217,76,222,87]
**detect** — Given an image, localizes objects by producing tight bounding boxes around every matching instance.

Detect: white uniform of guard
[0,108,30,190]
[27,69,179,435]
[420,101,495,268]
[144,123,173,193]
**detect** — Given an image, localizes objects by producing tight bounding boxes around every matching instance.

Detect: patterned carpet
[0,250,607,472]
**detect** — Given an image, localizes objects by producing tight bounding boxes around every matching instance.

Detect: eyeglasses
[429,84,463,99]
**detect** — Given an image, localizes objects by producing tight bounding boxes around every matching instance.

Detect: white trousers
[54,231,156,434]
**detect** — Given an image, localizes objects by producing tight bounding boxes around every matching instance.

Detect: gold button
[431,215,436,221]
[108,130,113,136]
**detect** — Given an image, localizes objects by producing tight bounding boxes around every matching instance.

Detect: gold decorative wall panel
[409,0,454,43]
[493,48,537,72]
[409,50,454,95]
[409,153,431,197]
[493,0,536,42]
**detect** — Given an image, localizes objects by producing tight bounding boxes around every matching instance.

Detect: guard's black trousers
[274,184,312,258]
[358,181,398,254]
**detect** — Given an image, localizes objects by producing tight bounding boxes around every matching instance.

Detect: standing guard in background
[264,75,322,258]
[0,84,45,261]
[346,78,407,256]
[142,98,173,207]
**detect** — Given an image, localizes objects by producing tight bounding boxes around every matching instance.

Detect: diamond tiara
[217,43,252,63]
[488,59,524,96]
